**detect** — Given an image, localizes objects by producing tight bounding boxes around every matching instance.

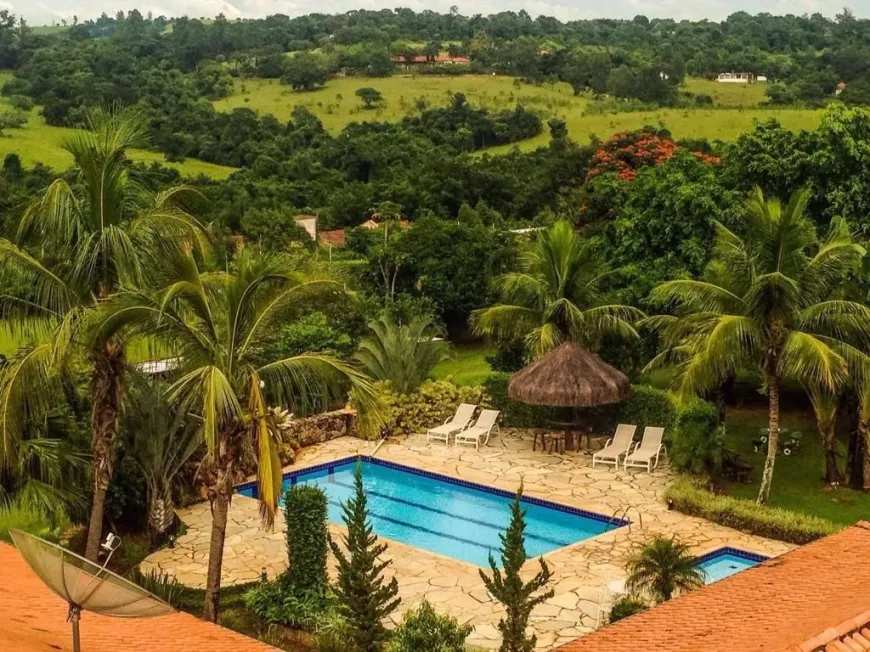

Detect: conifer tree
[480,485,554,652]
[329,463,400,652]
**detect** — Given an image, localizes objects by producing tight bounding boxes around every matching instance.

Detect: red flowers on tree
[586,129,719,182]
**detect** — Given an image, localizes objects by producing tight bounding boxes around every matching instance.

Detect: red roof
[0,542,277,652]
[434,54,470,63]
[317,229,346,246]
[556,522,870,652]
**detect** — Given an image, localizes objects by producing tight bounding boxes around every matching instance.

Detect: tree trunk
[202,430,239,623]
[821,420,841,485]
[84,340,126,562]
[757,372,780,506]
[860,404,870,492]
[148,486,176,545]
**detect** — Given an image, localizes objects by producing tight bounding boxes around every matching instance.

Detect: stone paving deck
[142,432,794,650]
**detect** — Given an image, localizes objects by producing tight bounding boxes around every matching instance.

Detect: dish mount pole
[68,603,82,652]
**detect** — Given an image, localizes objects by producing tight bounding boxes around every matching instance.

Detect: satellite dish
[10,529,174,652]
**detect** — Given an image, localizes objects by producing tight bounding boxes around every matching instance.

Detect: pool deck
[141,432,793,650]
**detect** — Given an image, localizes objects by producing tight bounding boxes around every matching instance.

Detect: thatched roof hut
[508,342,630,408]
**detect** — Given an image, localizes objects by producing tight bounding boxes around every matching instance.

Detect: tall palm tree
[471,220,642,358]
[805,384,842,485]
[96,250,383,622]
[647,187,870,504]
[354,315,449,394]
[625,535,705,603]
[0,106,206,560]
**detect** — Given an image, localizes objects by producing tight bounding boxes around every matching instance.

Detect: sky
[10,0,868,29]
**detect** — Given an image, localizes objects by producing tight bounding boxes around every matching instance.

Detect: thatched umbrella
[508,342,630,449]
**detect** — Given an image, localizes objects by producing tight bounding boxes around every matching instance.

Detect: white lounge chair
[592,424,637,469]
[624,426,666,472]
[454,410,500,450]
[427,403,476,445]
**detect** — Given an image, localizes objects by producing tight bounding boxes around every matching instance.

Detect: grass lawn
[0,322,168,363]
[682,77,769,107]
[0,72,235,179]
[215,74,821,150]
[722,407,870,526]
[430,341,494,387]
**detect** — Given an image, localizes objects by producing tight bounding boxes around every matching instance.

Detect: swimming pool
[238,456,627,567]
[695,547,768,583]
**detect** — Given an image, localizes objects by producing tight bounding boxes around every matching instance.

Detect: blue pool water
[238,457,625,567]
[695,548,767,583]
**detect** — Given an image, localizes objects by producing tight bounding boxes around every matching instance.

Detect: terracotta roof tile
[0,542,277,651]
[556,522,870,652]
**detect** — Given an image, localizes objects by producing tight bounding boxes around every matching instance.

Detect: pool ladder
[607,504,643,533]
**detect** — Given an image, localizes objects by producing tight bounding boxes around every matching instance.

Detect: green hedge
[665,477,841,544]
[379,380,490,436]
[284,484,328,595]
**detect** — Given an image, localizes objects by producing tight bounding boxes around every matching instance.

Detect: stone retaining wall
[275,408,356,466]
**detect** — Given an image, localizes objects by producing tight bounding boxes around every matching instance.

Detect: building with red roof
[556,522,870,652]
[0,542,277,652]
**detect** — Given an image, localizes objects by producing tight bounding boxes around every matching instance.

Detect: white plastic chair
[454,410,500,450]
[426,403,476,446]
[592,424,637,469]
[623,427,666,472]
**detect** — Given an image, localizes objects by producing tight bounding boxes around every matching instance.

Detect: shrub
[608,594,647,623]
[665,477,840,544]
[130,569,185,607]
[378,380,489,436]
[669,400,723,475]
[0,499,64,543]
[246,485,330,630]
[260,312,354,361]
[7,94,33,112]
[245,579,328,630]
[284,484,329,595]
[387,601,472,652]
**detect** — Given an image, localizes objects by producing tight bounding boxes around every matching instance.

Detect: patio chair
[591,424,637,469]
[426,403,476,445]
[454,409,500,450]
[623,427,666,472]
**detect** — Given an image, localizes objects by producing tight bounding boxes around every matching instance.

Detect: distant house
[391,54,470,66]
[293,215,317,240]
[716,72,755,83]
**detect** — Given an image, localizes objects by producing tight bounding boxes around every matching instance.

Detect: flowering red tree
[586,129,719,182]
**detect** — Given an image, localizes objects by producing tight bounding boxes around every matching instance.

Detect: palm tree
[354,315,449,394]
[96,250,383,622]
[471,220,642,358]
[125,374,201,542]
[805,384,842,485]
[0,106,206,560]
[625,535,704,603]
[647,188,870,504]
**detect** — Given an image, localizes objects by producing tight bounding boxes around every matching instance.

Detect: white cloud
[8,0,864,28]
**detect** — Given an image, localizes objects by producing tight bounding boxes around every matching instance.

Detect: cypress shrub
[284,484,329,596]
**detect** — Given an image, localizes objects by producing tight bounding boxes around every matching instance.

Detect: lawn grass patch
[430,341,494,386]
[682,77,768,106]
[720,408,870,526]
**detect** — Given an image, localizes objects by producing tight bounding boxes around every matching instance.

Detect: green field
[682,77,769,106]
[430,342,494,386]
[214,74,821,149]
[0,72,235,179]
